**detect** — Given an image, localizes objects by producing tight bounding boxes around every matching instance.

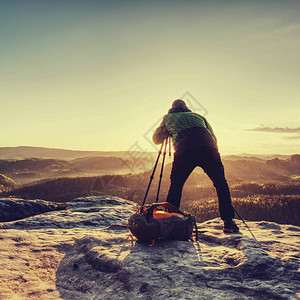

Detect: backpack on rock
[128,202,198,244]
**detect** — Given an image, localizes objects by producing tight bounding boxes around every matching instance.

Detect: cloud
[246,126,300,140]
[275,24,300,34]
[247,126,300,133]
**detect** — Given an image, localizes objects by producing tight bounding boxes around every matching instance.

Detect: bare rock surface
[0,198,67,222]
[0,196,299,299]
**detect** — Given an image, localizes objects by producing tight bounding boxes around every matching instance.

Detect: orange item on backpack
[152,208,181,219]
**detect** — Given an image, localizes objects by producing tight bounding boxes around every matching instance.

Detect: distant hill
[0,156,155,185]
[223,155,300,182]
[265,154,300,175]
[225,153,291,160]
[0,146,291,161]
[0,146,144,160]
[72,157,127,171]
[0,146,298,186]
[0,158,75,184]
[222,155,266,163]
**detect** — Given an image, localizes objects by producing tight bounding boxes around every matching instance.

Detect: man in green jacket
[153,99,239,233]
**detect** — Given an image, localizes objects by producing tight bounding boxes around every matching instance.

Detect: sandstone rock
[0,198,67,222]
[0,196,299,299]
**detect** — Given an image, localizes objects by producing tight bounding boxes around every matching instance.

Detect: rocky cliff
[0,196,299,299]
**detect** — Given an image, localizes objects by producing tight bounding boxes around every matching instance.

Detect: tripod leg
[156,137,168,203]
[233,207,260,244]
[142,140,165,206]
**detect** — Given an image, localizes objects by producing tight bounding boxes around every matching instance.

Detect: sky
[1,0,299,155]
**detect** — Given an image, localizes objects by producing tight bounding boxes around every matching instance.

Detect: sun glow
[0,1,299,155]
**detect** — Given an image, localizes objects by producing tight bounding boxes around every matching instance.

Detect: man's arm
[204,117,218,144]
[152,117,169,145]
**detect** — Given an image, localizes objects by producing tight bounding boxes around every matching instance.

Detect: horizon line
[0,145,297,157]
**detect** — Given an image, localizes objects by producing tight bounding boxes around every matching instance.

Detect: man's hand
[152,118,169,144]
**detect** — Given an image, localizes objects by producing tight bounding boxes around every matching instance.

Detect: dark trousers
[166,146,234,221]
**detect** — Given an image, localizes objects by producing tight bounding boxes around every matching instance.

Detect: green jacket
[153,110,218,155]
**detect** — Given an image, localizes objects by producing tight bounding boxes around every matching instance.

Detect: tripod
[142,137,172,206]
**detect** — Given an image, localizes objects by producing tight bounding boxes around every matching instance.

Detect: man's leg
[166,152,195,209]
[198,147,234,221]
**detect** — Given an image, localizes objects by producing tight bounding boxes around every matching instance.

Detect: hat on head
[172,99,188,108]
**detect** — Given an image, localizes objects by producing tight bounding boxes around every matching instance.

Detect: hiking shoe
[223,219,239,233]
